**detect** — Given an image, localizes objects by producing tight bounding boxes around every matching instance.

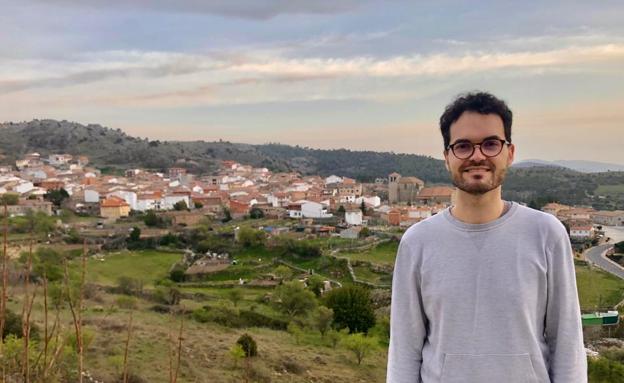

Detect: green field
[575,262,624,310]
[595,184,624,197]
[352,265,392,285]
[340,241,399,265]
[84,249,182,287]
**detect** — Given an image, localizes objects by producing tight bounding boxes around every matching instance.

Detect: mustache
[460,160,494,171]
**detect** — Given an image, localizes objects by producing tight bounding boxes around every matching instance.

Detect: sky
[1,0,623,163]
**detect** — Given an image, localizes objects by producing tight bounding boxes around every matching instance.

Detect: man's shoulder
[400,210,448,244]
[513,203,567,238]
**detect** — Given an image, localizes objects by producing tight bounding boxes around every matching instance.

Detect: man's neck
[451,187,506,224]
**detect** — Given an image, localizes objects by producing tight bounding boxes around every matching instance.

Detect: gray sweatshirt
[387,202,587,383]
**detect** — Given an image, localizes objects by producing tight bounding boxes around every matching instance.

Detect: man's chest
[417,232,549,316]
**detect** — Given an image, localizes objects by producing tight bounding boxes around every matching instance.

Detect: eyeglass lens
[453,139,503,159]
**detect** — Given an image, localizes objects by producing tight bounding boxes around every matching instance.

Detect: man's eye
[455,143,472,151]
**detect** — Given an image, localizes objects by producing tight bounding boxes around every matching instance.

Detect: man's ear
[443,150,450,171]
[507,143,515,166]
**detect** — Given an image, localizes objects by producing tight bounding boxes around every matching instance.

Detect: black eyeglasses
[447,138,510,160]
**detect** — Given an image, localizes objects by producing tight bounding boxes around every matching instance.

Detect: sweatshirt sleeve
[387,239,428,383]
[545,232,587,383]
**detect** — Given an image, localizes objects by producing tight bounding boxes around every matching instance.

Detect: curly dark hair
[439,91,513,149]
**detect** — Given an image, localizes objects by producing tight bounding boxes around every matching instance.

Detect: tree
[358,227,370,238]
[287,322,304,345]
[313,306,334,337]
[0,193,18,205]
[324,285,375,333]
[128,226,141,242]
[23,247,64,282]
[44,188,69,207]
[221,207,232,223]
[341,333,378,365]
[306,274,325,297]
[369,315,390,346]
[169,264,186,283]
[226,288,244,307]
[236,333,257,357]
[194,201,203,209]
[615,241,624,254]
[143,210,163,227]
[173,200,188,211]
[249,207,264,219]
[274,265,293,281]
[273,281,317,319]
[237,227,266,248]
[360,200,366,215]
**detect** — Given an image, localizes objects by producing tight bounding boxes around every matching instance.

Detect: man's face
[443,111,515,195]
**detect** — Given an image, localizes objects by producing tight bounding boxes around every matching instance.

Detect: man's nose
[469,144,487,161]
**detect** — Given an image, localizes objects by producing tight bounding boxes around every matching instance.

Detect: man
[387,92,586,382]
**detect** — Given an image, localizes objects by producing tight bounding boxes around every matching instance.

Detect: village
[0,152,622,244]
[1,153,624,382]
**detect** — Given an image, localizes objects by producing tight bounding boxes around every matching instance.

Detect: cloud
[26,0,366,19]
[2,43,624,109]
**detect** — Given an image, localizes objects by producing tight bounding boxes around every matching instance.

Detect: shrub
[229,344,245,368]
[324,285,375,333]
[117,276,142,296]
[236,333,258,357]
[238,227,266,248]
[272,281,317,319]
[313,306,334,337]
[238,310,288,330]
[169,264,186,283]
[341,333,378,365]
[249,207,264,219]
[115,295,138,310]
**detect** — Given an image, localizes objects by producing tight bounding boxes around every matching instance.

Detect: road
[585,244,624,280]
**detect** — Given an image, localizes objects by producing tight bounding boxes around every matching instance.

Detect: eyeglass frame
[446,137,511,160]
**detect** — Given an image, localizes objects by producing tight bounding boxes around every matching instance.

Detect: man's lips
[463,167,491,172]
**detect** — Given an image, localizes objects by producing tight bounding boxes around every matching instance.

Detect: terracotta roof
[418,186,454,198]
[100,196,129,208]
[398,176,424,185]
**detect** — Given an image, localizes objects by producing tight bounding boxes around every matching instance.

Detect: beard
[451,159,507,195]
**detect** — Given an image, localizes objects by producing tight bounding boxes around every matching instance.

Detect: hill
[0,119,448,182]
[2,119,624,209]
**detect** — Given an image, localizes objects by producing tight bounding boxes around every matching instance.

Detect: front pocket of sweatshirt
[440,353,539,383]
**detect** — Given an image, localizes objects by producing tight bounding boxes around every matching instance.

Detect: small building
[417,186,455,205]
[100,196,130,219]
[345,209,363,226]
[569,225,594,241]
[592,210,624,226]
[301,201,332,219]
[6,199,53,216]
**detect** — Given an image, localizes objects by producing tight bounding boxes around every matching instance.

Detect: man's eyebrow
[453,135,503,143]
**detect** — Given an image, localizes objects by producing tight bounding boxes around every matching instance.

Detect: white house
[325,175,343,185]
[345,210,363,226]
[570,225,594,240]
[48,154,73,166]
[355,196,381,208]
[407,206,432,220]
[84,189,100,203]
[136,195,159,211]
[301,201,333,219]
[592,211,624,226]
[15,181,35,195]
